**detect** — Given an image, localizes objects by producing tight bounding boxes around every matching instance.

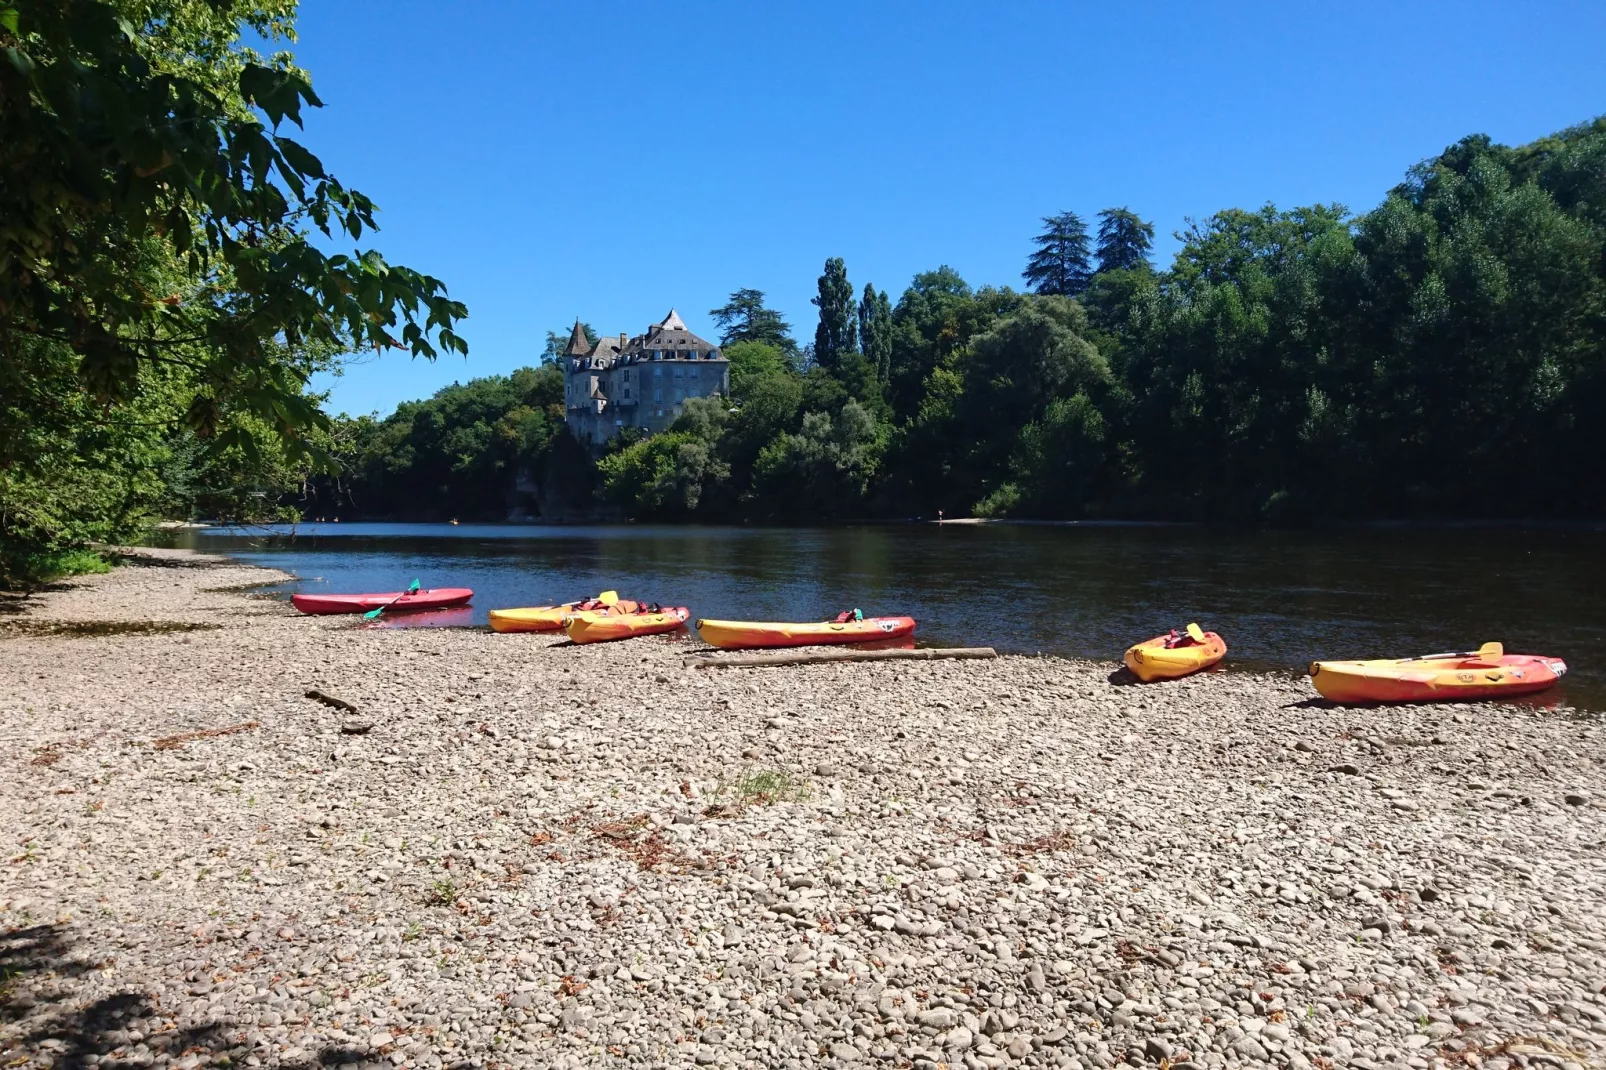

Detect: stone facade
[562,309,730,447]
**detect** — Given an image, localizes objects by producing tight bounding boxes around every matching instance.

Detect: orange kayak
[566,606,690,644]
[1123,628,1227,682]
[696,616,917,649]
[1309,643,1567,703]
[489,593,636,633]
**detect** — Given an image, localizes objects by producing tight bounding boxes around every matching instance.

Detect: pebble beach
[2,549,1604,1070]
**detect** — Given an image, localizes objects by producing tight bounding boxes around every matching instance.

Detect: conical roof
[563,320,591,357]
[657,309,687,331]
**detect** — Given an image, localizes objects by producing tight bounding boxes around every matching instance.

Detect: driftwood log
[305,689,358,713]
[684,646,997,669]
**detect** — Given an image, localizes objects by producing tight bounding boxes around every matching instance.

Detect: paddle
[1401,641,1503,663]
[1185,623,1207,643]
[363,579,421,620]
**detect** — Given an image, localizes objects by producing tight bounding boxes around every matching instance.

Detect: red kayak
[291,588,474,615]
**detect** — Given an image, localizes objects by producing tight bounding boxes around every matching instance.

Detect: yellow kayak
[566,606,690,644]
[489,592,622,633]
[1123,625,1227,682]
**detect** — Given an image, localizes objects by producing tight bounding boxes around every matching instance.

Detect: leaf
[1,6,19,34]
[274,136,327,180]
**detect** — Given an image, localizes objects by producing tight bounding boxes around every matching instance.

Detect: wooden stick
[684,646,997,669]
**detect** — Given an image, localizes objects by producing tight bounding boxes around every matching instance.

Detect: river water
[177,522,1605,710]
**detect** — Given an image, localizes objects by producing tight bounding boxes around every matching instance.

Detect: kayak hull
[292,588,473,615]
[696,616,917,650]
[489,604,578,633]
[567,607,691,644]
[1310,653,1567,704]
[1123,631,1228,682]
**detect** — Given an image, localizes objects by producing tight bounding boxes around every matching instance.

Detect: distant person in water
[937,510,944,523]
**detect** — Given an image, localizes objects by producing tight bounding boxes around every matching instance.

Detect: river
[176,521,1605,710]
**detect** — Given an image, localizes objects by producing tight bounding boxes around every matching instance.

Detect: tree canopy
[0,0,465,584]
[708,288,797,356]
[1022,211,1092,296]
[1094,208,1155,273]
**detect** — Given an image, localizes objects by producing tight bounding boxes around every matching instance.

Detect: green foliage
[858,283,893,384]
[709,289,798,357]
[336,365,568,520]
[723,340,793,398]
[811,257,857,371]
[0,0,466,452]
[1023,211,1092,296]
[0,0,463,580]
[752,400,883,517]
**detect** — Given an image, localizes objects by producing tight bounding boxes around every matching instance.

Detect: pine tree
[708,289,798,356]
[1023,212,1093,296]
[1095,208,1156,273]
[811,257,857,369]
[858,283,893,383]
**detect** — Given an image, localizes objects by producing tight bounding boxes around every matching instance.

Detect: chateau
[562,309,730,446]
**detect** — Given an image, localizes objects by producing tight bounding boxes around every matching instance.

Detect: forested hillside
[327,118,1606,524]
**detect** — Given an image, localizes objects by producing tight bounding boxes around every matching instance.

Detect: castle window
[654,388,662,402]
[654,366,663,378]
[690,365,700,380]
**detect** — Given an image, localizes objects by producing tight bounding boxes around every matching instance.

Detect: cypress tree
[1095,208,1156,273]
[1022,212,1093,296]
[811,257,857,369]
[858,283,893,383]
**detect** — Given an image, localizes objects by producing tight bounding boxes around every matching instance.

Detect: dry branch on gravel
[150,721,259,750]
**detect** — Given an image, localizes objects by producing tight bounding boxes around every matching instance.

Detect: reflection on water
[178,522,1605,710]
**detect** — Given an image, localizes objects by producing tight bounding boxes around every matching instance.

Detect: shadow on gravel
[0,621,223,638]
[0,585,75,615]
[0,924,337,1070]
[1105,666,1142,686]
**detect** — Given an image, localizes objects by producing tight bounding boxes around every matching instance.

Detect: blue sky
[283,0,1606,417]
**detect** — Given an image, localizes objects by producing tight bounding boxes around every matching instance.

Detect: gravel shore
[3,549,1604,1070]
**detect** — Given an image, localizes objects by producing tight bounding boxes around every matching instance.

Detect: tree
[722,340,793,398]
[541,323,598,364]
[752,399,883,517]
[811,257,857,370]
[1095,208,1156,273]
[1022,212,1092,296]
[858,283,893,384]
[708,289,798,356]
[0,0,467,458]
